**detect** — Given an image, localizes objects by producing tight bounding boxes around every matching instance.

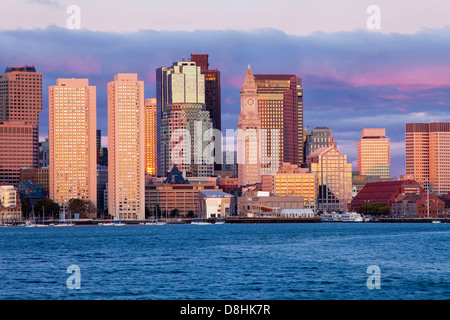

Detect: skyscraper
[49,79,97,211]
[189,53,221,132]
[160,103,213,177]
[0,121,36,184]
[357,128,390,179]
[406,122,450,195]
[108,73,145,220]
[253,73,303,174]
[156,60,206,176]
[237,66,261,187]
[145,98,157,176]
[190,53,222,171]
[0,65,42,183]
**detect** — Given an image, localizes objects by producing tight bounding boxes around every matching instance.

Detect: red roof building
[351,180,424,212]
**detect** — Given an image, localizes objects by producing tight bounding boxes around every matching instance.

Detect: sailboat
[54,208,74,227]
[36,206,48,227]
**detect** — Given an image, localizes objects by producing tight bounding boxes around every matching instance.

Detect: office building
[0,121,36,184]
[406,122,450,195]
[253,73,303,172]
[357,128,390,179]
[0,65,42,183]
[157,61,206,176]
[49,78,97,211]
[39,138,49,168]
[307,146,352,212]
[261,162,317,210]
[108,73,145,220]
[0,185,22,220]
[160,102,213,177]
[304,127,336,160]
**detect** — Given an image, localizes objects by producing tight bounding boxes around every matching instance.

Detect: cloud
[1,26,450,176]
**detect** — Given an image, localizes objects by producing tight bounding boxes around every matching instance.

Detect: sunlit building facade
[406,122,450,195]
[357,128,390,179]
[145,98,157,175]
[0,65,42,183]
[307,146,352,212]
[261,162,318,210]
[253,74,303,174]
[160,103,213,177]
[108,73,145,220]
[237,66,261,187]
[156,61,206,176]
[49,78,97,211]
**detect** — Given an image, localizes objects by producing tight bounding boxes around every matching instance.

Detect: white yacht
[341,212,363,222]
[321,212,341,222]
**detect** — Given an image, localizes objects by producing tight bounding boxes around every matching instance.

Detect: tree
[359,202,390,216]
[34,198,60,218]
[187,210,195,218]
[68,198,97,219]
[170,208,180,218]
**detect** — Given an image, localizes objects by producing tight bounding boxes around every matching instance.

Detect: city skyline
[2,2,450,178]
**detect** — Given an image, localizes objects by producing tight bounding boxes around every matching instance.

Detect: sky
[1,0,450,178]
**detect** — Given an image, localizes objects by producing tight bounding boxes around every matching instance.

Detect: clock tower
[237,65,261,187]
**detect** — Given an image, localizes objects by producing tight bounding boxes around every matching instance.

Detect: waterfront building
[391,193,445,218]
[357,128,390,179]
[237,190,304,217]
[145,98,158,176]
[351,179,424,212]
[108,73,145,220]
[0,185,21,220]
[198,190,233,219]
[19,167,49,196]
[253,73,303,172]
[145,167,220,218]
[49,78,97,212]
[307,146,352,212]
[237,66,262,187]
[304,127,336,160]
[261,162,317,210]
[0,65,42,183]
[406,122,450,195]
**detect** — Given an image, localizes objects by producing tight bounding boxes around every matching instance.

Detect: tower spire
[241,64,257,92]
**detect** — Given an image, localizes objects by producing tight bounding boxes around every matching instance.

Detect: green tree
[34,198,60,218]
[187,210,195,218]
[68,198,97,218]
[170,208,180,218]
[359,202,390,216]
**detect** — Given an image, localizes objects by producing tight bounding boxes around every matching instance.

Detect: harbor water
[0,223,449,300]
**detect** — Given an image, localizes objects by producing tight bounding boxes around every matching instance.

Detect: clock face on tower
[247,98,255,106]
